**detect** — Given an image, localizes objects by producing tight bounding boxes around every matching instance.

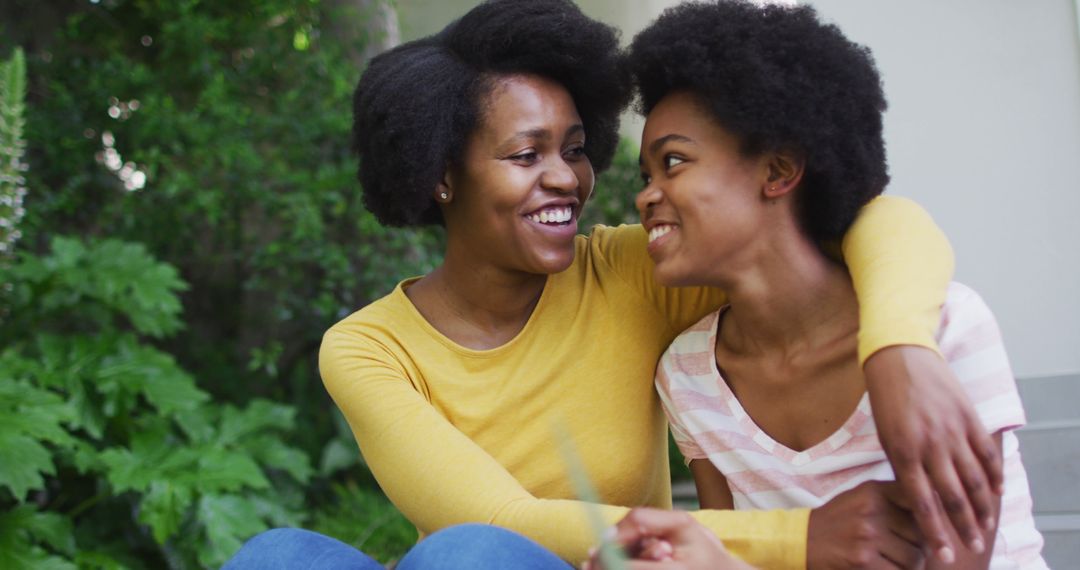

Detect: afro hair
[352,0,631,227]
[628,0,890,245]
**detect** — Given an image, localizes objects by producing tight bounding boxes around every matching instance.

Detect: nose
[635,180,663,218]
[540,157,578,194]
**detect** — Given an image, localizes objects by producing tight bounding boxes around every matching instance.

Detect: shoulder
[657,311,722,393]
[937,282,1027,430]
[937,282,1003,356]
[320,285,417,381]
[581,223,649,263]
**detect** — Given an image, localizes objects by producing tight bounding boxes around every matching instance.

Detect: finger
[877,525,926,570]
[610,513,650,548]
[884,499,923,546]
[952,438,997,532]
[626,562,682,570]
[891,466,955,564]
[927,450,986,556]
[880,547,925,570]
[969,425,1004,498]
[638,537,674,561]
[619,509,699,543]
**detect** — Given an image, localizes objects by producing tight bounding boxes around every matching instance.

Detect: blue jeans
[221,523,572,569]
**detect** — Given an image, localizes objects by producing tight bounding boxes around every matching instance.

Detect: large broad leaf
[191,447,269,492]
[196,494,268,569]
[22,510,75,557]
[99,431,200,494]
[0,432,55,499]
[319,437,360,477]
[0,506,77,570]
[217,399,296,444]
[138,481,194,544]
[96,342,208,416]
[247,435,312,483]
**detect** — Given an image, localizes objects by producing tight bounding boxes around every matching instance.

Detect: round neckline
[393,273,556,358]
[708,307,872,465]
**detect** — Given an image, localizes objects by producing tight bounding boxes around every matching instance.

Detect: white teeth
[648,225,674,243]
[528,206,572,225]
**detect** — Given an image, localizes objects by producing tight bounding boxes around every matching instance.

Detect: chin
[653,263,696,288]
[529,250,576,275]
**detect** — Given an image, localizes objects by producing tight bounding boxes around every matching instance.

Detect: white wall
[805,0,1080,378]
[396,1,1080,379]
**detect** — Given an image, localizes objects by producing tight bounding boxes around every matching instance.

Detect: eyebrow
[639,134,696,165]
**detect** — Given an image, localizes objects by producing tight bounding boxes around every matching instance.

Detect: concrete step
[1015,375,1079,569]
[1015,420,1080,513]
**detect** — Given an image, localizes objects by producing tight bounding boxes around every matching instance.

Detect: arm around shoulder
[841,195,953,364]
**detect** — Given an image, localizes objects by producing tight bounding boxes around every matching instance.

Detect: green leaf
[96,343,208,416]
[249,437,312,483]
[196,494,268,569]
[319,437,359,476]
[193,448,269,492]
[0,432,55,500]
[218,399,296,444]
[23,510,75,556]
[138,481,193,543]
[0,506,77,570]
[100,440,200,495]
[72,551,127,570]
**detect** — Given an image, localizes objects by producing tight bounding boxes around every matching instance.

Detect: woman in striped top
[626,2,1046,568]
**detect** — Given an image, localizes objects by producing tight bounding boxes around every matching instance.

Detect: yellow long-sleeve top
[320,196,953,569]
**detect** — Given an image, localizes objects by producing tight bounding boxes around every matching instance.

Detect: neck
[418,242,548,337]
[714,215,858,357]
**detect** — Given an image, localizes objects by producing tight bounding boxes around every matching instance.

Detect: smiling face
[441,74,594,276]
[636,91,773,287]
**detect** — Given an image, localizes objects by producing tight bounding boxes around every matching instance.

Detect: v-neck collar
[707,308,872,467]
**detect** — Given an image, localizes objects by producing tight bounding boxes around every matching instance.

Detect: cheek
[575,162,595,199]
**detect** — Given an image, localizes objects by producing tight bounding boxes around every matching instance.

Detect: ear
[763,150,805,200]
[434,169,453,203]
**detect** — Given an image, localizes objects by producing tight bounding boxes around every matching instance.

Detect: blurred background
[0,0,1076,568]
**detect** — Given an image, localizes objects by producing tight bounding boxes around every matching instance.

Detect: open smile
[523,205,578,238]
[646,223,678,255]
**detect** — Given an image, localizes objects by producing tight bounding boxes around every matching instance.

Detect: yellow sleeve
[319,327,807,568]
[842,195,954,364]
[692,508,810,569]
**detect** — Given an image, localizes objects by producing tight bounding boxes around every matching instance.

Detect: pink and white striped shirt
[657,282,1046,569]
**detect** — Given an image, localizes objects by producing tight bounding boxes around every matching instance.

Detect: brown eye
[663,155,685,170]
[509,150,539,164]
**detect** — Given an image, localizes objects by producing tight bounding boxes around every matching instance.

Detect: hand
[584,508,754,570]
[807,480,924,569]
[864,346,1002,563]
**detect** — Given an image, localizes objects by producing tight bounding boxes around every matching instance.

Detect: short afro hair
[353,0,631,227]
[628,1,889,244]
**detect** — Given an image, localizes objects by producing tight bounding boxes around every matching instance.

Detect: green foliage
[309,482,416,564]
[0,237,312,569]
[581,137,643,231]
[22,0,442,412]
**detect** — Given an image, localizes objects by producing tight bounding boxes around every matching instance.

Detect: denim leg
[396,524,572,570]
[220,528,385,570]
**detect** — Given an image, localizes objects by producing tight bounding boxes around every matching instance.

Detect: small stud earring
[440,192,448,200]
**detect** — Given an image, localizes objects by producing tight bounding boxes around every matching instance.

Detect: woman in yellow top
[225,1,1002,568]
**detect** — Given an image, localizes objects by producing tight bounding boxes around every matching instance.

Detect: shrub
[0,237,312,568]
